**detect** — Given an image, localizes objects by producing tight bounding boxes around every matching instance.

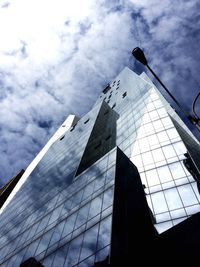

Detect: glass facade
[0,67,200,266]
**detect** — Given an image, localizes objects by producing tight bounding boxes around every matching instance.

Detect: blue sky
[0,0,200,185]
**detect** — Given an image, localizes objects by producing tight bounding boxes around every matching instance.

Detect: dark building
[0,67,200,266]
[0,169,24,209]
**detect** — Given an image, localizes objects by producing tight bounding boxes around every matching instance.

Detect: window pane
[140,172,147,186]
[155,221,173,233]
[167,128,179,139]
[157,166,172,183]
[131,154,143,168]
[146,195,153,211]
[153,120,163,130]
[37,228,55,254]
[144,122,154,134]
[48,205,63,225]
[151,192,168,214]
[42,253,55,267]
[191,183,200,202]
[162,117,172,127]
[149,110,159,120]
[158,107,167,117]
[95,246,110,262]
[102,187,114,210]
[178,184,198,206]
[139,138,149,149]
[52,245,68,267]
[157,131,169,143]
[142,151,154,165]
[142,113,151,123]
[162,145,176,159]
[35,214,51,235]
[60,199,72,217]
[94,175,105,192]
[64,235,83,266]
[185,205,200,215]
[131,141,140,155]
[156,212,170,223]
[164,188,183,210]
[173,142,186,155]
[145,169,160,187]
[151,92,159,100]
[23,239,40,260]
[49,221,65,247]
[147,102,154,111]
[106,166,115,184]
[78,255,95,267]
[169,162,185,179]
[88,195,103,219]
[148,134,159,146]
[170,208,186,219]
[79,224,99,262]
[75,203,90,228]
[62,213,76,238]
[152,148,165,162]
[71,190,83,209]
[154,99,163,108]
[97,216,112,250]
[82,182,94,200]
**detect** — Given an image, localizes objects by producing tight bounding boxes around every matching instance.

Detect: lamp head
[132,47,148,66]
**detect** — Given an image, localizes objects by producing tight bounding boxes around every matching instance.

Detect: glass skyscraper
[0,67,200,266]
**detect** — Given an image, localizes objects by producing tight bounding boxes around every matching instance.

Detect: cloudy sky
[0,0,200,185]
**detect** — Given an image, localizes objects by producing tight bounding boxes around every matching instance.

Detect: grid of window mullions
[118,125,180,167]
[135,149,185,171]
[41,215,112,267]
[37,132,90,171]
[115,98,147,121]
[145,174,195,193]
[44,201,112,266]
[117,119,143,145]
[148,179,198,219]
[0,188,61,242]
[1,185,114,266]
[117,98,165,139]
[134,133,198,216]
[0,164,115,264]
[0,173,85,251]
[131,131,185,172]
[147,180,200,208]
[123,88,200,233]
[154,202,200,221]
[0,175,91,252]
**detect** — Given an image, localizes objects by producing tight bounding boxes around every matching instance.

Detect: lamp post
[132,47,200,131]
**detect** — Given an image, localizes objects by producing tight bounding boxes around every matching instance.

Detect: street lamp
[132,47,200,131]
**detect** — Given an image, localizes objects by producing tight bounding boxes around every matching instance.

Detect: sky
[0,0,200,185]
